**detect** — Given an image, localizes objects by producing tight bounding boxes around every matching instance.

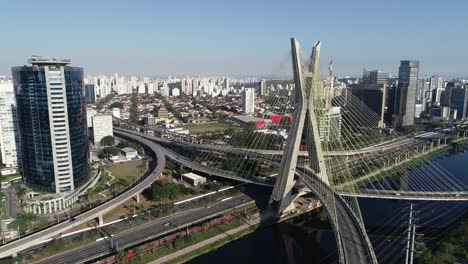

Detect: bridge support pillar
[444,137,447,145]
[97,215,104,226]
[135,193,141,203]
[437,138,441,147]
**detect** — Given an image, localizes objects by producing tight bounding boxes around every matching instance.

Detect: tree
[16,187,27,201]
[100,136,115,146]
[99,147,120,158]
[108,102,124,109]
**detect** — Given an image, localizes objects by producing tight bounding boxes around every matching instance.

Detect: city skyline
[1,0,467,77]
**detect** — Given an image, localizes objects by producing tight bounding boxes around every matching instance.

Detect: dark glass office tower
[393,60,419,129]
[12,56,89,194]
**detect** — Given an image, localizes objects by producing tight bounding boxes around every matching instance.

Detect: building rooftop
[182,172,205,180]
[121,147,137,153]
[232,115,265,123]
[29,55,71,65]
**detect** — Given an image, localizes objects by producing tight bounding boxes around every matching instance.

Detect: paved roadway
[0,132,167,259]
[6,183,20,218]
[295,168,378,264]
[337,189,468,201]
[115,128,275,187]
[32,195,253,264]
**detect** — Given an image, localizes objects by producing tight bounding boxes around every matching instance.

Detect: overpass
[337,189,468,201]
[0,131,167,259]
[296,169,377,263]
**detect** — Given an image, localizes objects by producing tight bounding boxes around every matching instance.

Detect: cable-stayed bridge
[1,38,467,263]
[113,38,468,263]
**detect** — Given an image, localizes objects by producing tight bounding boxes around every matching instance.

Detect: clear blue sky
[0,0,466,77]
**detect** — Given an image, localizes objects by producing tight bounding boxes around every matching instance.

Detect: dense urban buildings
[12,56,89,194]
[0,80,19,168]
[393,60,420,129]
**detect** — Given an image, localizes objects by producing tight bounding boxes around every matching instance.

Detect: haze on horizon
[0,0,467,78]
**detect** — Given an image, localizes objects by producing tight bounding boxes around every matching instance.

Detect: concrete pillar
[98,215,104,226]
[444,137,447,145]
[135,193,141,203]
[437,138,441,147]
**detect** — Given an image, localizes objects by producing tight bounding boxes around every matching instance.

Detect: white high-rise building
[172,87,180,97]
[0,80,19,168]
[147,83,154,94]
[92,115,113,145]
[242,88,255,115]
[160,86,170,97]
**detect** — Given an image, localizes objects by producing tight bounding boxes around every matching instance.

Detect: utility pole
[405,203,417,264]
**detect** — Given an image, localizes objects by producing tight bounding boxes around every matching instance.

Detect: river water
[190,143,468,264]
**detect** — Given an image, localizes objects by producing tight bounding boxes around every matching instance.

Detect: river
[190,143,468,264]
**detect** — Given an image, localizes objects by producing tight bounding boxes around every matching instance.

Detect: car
[163,222,170,227]
[395,193,401,196]
[455,194,460,197]
[70,217,76,221]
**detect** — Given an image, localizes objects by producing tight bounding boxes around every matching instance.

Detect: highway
[32,195,254,264]
[115,128,275,186]
[337,189,468,201]
[295,169,378,264]
[0,131,167,259]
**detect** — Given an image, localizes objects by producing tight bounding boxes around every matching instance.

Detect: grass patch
[107,160,145,181]
[182,122,231,135]
[0,174,21,183]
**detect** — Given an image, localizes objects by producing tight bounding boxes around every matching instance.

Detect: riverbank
[351,137,468,188]
[142,204,322,264]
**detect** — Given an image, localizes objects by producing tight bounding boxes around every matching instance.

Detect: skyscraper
[0,80,19,168]
[84,84,96,103]
[350,70,388,127]
[393,60,419,129]
[242,88,255,115]
[12,56,89,194]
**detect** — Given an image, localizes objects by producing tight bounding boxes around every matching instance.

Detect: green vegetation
[183,122,231,135]
[114,216,246,264]
[100,135,115,146]
[109,101,124,109]
[96,93,116,110]
[0,190,7,220]
[98,146,120,158]
[129,94,139,124]
[415,213,468,264]
[1,174,21,183]
[148,179,196,201]
[107,160,146,182]
[7,213,38,235]
[165,225,256,264]
[226,124,285,149]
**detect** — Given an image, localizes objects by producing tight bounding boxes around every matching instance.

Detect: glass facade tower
[12,56,89,194]
[393,60,419,129]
